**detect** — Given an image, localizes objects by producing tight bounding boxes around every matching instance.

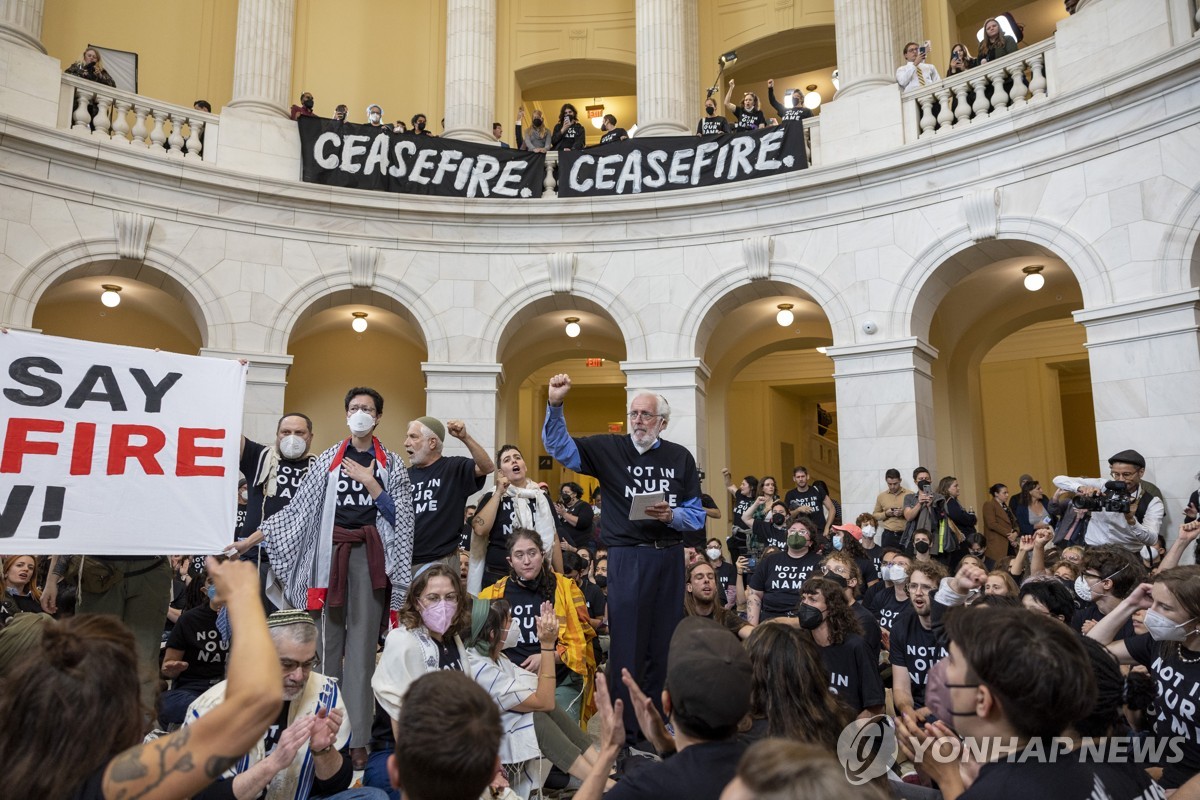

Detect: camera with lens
[1071,481,1134,514]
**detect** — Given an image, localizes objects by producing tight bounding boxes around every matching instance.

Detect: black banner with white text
[298,116,546,200]
[557,125,807,198]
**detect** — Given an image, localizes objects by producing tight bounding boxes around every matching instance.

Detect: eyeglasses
[280,655,321,674]
[628,411,662,421]
[420,593,457,605]
[348,404,376,414]
[1110,470,1140,480]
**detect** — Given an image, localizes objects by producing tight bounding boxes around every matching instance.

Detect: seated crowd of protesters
[4,436,1200,799]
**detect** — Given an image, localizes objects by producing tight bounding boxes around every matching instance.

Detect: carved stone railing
[59,74,219,162]
[902,36,1054,141]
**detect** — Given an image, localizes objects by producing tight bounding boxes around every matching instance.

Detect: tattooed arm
[101,559,283,800]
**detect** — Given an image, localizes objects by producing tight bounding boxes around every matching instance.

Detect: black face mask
[796,604,823,630]
[594,575,607,589]
[705,106,715,115]
[417,121,426,131]
[302,98,314,109]
[914,540,931,554]
[560,493,572,506]
[771,512,786,527]
[969,549,985,558]
[532,117,544,128]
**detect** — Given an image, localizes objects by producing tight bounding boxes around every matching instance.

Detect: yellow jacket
[480,573,597,724]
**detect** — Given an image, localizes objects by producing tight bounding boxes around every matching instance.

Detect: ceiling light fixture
[351,311,368,332]
[565,316,581,338]
[775,303,794,327]
[1022,265,1045,291]
[586,102,606,130]
[803,84,822,110]
[100,284,122,308]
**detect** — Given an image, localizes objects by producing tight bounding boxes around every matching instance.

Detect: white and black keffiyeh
[263,437,414,611]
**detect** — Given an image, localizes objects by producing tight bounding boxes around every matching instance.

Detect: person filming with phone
[552,104,587,151]
[897,41,941,92]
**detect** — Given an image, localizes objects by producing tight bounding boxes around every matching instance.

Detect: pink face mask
[420,599,456,635]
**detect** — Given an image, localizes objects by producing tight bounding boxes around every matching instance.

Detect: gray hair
[269,620,318,649]
[630,391,671,422]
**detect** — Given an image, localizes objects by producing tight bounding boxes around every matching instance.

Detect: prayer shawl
[372,626,472,719]
[480,573,597,724]
[249,444,316,499]
[185,672,348,800]
[468,483,556,595]
[263,437,414,612]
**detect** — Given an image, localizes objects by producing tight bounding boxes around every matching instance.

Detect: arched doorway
[32,263,205,353]
[923,243,1094,507]
[698,281,835,531]
[283,290,428,453]
[495,297,629,499]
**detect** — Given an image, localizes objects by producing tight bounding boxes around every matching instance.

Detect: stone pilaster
[828,338,938,523]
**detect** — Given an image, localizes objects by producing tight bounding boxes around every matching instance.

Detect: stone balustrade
[902,37,1054,141]
[59,74,219,162]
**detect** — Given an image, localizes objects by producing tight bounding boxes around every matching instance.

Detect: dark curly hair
[800,576,861,645]
[396,564,471,639]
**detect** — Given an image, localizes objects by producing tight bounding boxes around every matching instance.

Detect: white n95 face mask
[347,410,375,435]
[279,434,306,459]
[503,622,521,650]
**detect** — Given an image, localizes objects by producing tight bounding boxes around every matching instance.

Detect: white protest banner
[0,330,245,555]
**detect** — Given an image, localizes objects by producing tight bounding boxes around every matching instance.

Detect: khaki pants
[80,557,172,711]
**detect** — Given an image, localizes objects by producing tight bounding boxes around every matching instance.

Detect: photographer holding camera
[1053,449,1163,550]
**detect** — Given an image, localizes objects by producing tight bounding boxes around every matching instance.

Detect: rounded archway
[283,290,427,452]
[923,243,1093,507]
[699,280,835,522]
[517,59,638,145]
[32,264,205,354]
[495,296,629,496]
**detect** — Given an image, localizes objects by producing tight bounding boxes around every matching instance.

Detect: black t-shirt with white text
[767,88,815,125]
[696,115,731,136]
[731,491,754,532]
[164,604,229,690]
[477,490,539,572]
[863,583,911,631]
[239,439,313,558]
[732,107,767,131]
[437,637,463,672]
[819,634,886,716]
[598,127,628,145]
[749,519,787,554]
[1072,602,1138,640]
[333,445,385,528]
[553,121,587,150]
[855,556,880,586]
[501,578,568,681]
[409,455,485,563]
[1125,633,1200,789]
[888,608,947,708]
[786,484,828,531]
[748,550,822,620]
[573,435,701,547]
[714,560,737,606]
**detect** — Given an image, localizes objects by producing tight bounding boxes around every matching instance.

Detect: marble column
[199,349,293,445]
[832,0,898,97]
[226,0,295,117]
[828,338,938,523]
[634,0,699,137]
[422,362,503,473]
[0,0,44,51]
[442,0,496,145]
[1076,290,1200,542]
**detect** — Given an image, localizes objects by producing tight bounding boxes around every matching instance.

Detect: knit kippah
[416,416,446,442]
[267,609,316,629]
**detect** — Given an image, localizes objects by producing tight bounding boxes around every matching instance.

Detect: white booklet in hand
[628,491,666,521]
